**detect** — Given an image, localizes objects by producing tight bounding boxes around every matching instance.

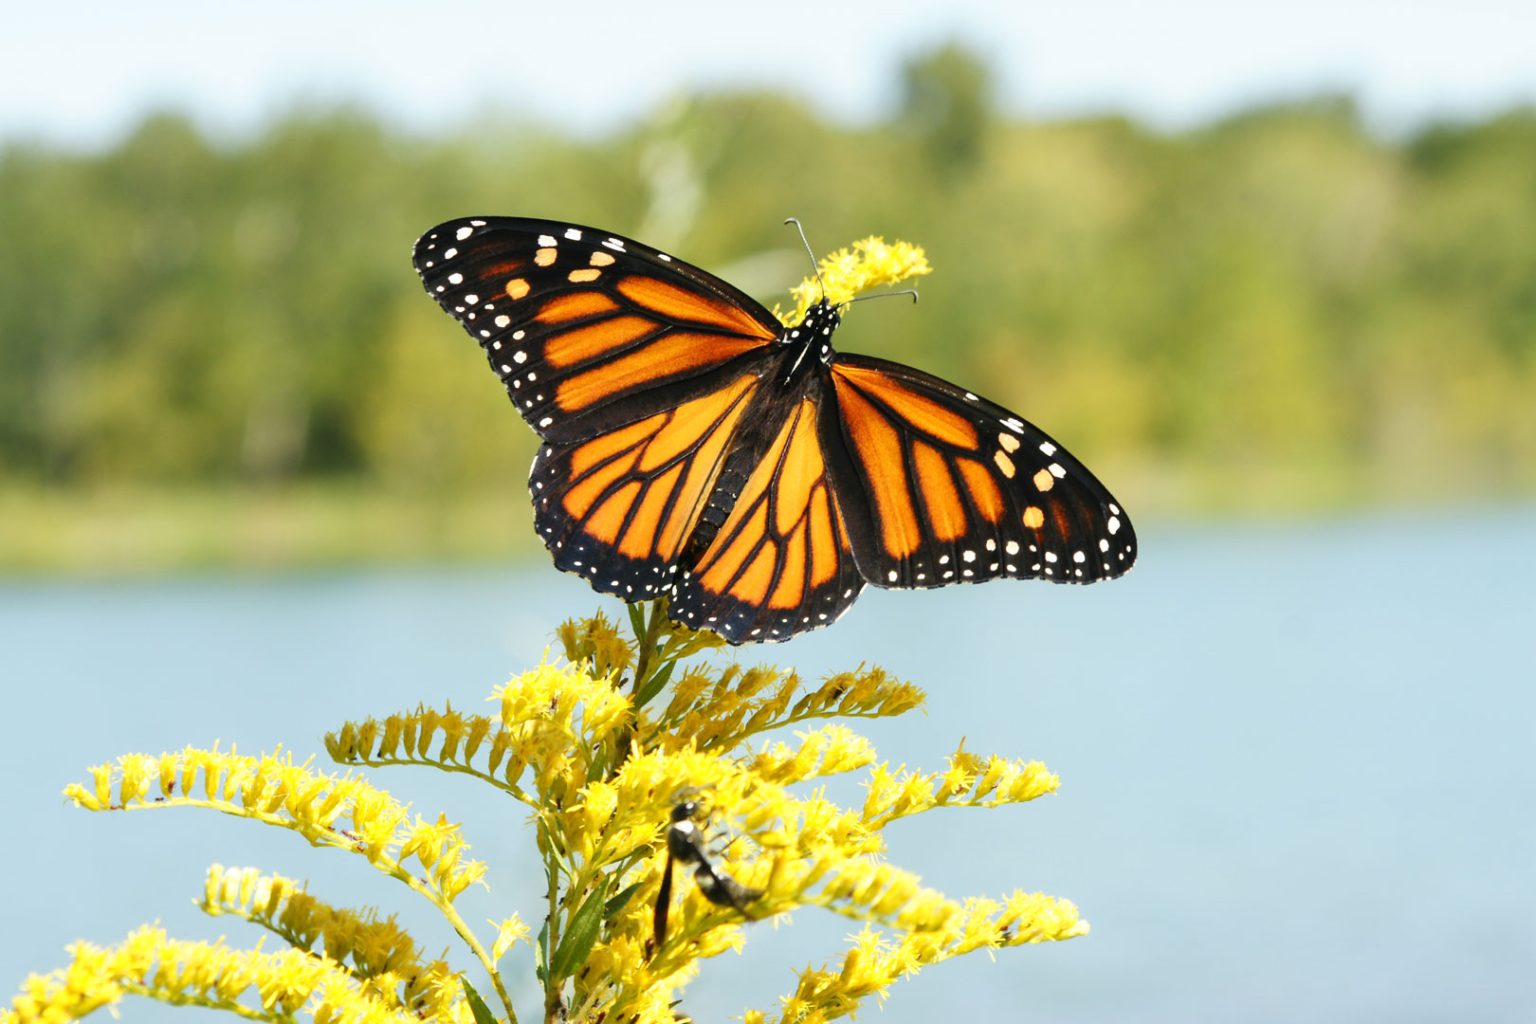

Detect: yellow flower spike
[461,716,491,762]
[115,753,149,804]
[403,713,424,759]
[82,763,113,809]
[377,714,404,758]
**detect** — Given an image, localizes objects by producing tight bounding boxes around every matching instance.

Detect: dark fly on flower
[650,798,762,955]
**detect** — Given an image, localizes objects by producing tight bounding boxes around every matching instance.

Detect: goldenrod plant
[5,604,1085,1024]
[6,243,1086,1024]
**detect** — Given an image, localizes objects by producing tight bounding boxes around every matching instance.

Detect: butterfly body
[414,217,1136,644]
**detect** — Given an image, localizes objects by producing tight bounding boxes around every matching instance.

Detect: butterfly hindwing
[412,217,781,442]
[670,391,865,643]
[530,369,765,603]
[825,354,1136,588]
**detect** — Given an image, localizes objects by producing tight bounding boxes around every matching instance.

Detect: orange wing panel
[833,364,978,449]
[912,441,966,542]
[544,315,657,368]
[833,382,921,559]
[556,332,763,412]
[956,457,1005,524]
[535,291,621,324]
[616,275,778,338]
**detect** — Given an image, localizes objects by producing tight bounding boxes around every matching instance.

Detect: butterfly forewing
[825,354,1136,589]
[412,217,781,442]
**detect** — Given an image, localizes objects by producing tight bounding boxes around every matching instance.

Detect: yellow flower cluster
[758,890,1088,1024]
[650,663,924,754]
[200,865,481,1023]
[63,745,484,903]
[21,576,1084,1023]
[555,611,639,679]
[327,659,633,809]
[778,236,933,325]
[1,926,421,1024]
[862,742,1061,827]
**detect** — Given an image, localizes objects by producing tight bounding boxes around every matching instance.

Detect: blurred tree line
[2,46,1534,525]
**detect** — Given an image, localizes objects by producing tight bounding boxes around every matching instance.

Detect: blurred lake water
[2,507,1533,1023]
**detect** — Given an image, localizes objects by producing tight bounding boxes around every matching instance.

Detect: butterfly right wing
[413,217,781,442]
[825,354,1136,588]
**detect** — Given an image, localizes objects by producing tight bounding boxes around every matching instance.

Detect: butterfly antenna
[783,217,826,301]
[845,288,920,308]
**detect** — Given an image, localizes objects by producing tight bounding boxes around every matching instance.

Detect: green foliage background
[2,48,1533,568]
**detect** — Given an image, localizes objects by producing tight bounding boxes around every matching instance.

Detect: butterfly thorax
[777,299,841,386]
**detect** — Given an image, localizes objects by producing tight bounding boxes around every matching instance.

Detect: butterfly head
[783,299,842,367]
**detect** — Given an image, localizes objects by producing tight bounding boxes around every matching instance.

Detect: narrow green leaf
[462,979,498,1024]
[551,879,609,981]
[604,880,645,919]
[635,658,676,709]
[534,916,549,985]
[627,603,646,642]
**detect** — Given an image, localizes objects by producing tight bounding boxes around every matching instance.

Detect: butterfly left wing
[825,354,1136,588]
[412,216,781,443]
[670,393,865,643]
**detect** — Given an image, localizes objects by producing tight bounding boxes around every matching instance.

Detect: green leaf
[551,879,610,981]
[634,658,676,709]
[604,880,645,919]
[534,916,549,985]
[462,979,498,1024]
[627,603,646,643]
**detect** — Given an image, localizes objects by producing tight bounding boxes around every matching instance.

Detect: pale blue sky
[6,0,1536,147]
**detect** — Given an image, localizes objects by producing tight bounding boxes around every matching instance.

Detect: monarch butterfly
[412,217,1136,643]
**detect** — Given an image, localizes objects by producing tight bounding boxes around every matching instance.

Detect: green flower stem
[330,754,539,808]
[124,990,273,1022]
[406,875,518,1024]
[543,822,563,1024]
[630,600,667,703]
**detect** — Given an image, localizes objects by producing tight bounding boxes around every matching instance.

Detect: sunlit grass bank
[4,456,1502,575]
[0,484,536,574]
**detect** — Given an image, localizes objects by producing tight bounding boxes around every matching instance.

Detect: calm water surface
[2,508,1533,1023]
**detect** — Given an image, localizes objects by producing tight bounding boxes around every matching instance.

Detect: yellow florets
[778,236,932,326]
